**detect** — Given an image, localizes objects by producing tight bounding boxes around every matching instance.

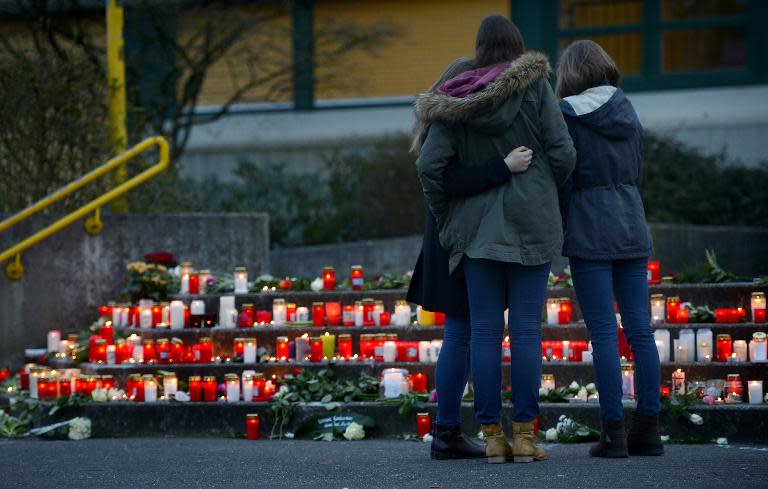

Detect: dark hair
[475,15,524,68]
[556,40,620,98]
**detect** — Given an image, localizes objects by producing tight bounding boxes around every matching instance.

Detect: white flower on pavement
[586,383,596,394]
[716,437,728,446]
[422,433,433,443]
[689,413,704,425]
[343,422,365,441]
[68,417,91,441]
[569,381,580,391]
[576,387,588,402]
[310,277,324,292]
[545,428,558,441]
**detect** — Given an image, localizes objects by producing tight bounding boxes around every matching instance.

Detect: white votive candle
[163,374,178,399]
[418,341,431,363]
[169,300,185,330]
[190,300,205,315]
[696,328,713,362]
[748,380,763,404]
[226,374,240,403]
[144,376,158,403]
[654,329,670,362]
[233,267,248,294]
[47,330,61,353]
[546,298,559,325]
[733,340,748,362]
[383,341,397,363]
[243,338,257,364]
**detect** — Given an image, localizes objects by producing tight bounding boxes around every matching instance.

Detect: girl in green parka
[415,15,576,464]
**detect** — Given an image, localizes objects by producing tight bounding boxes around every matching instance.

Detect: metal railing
[0,136,170,280]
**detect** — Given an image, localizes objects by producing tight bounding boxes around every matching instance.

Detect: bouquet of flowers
[124,260,178,302]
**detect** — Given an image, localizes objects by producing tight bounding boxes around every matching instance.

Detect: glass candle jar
[733,340,748,362]
[321,332,336,359]
[252,373,266,401]
[325,302,341,326]
[188,273,200,295]
[241,304,255,327]
[309,337,324,362]
[558,298,573,324]
[411,372,428,393]
[724,374,743,403]
[647,261,661,284]
[234,266,248,294]
[143,375,158,403]
[276,336,290,361]
[142,339,156,363]
[255,310,271,325]
[666,297,680,324]
[189,376,202,402]
[651,294,666,324]
[374,334,386,362]
[338,334,353,360]
[225,373,240,403]
[752,292,766,323]
[541,374,555,393]
[716,334,733,362]
[98,324,114,345]
[312,302,325,327]
[92,338,108,363]
[234,338,246,358]
[748,380,763,405]
[156,338,170,364]
[171,338,184,363]
[373,300,385,326]
[654,329,670,363]
[350,265,364,290]
[198,337,213,363]
[354,301,364,326]
[416,412,431,439]
[128,374,144,402]
[672,368,685,395]
[502,336,511,362]
[199,269,212,294]
[163,373,178,399]
[362,299,375,326]
[621,364,635,399]
[380,368,410,398]
[750,332,767,362]
[342,304,355,326]
[286,303,297,323]
[246,413,260,440]
[394,300,411,326]
[322,266,336,290]
[202,376,218,402]
[272,299,287,326]
[696,328,713,362]
[243,338,257,364]
[546,298,559,325]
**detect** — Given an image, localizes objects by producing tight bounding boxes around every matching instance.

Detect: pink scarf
[436,62,510,98]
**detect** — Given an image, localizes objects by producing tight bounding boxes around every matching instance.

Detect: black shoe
[589,420,629,458]
[430,424,485,460]
[627,412,664,456]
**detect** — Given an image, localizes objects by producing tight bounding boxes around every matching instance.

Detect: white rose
[586,383,596,393]
[310,277,324,292]
[107,388,123,401]
[576,387,588,402]
[716,437,728,446]
[68,417,91,441]
[539,387,550,396]
[545,428,558,441]
[174,391,190,402]
[689,413,703,425]
[477,430,485,440]
[91,389,108,402]
[569,381,580,391]
[343,422,365,441]
[422,433,433,443]
[660,435,670,442]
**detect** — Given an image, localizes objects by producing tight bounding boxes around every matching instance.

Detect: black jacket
[407,155,511,318]
[559,86,653,260]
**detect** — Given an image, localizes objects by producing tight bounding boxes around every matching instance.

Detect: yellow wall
[314,0,510,99]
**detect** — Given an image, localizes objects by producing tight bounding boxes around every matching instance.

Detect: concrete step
[41,400,768,444]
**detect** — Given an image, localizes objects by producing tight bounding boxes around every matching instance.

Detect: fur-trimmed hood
[414,51,550,132]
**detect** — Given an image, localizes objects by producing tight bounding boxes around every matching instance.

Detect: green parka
[415,52,576,273]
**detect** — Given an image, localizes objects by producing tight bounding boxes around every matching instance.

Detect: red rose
[278,278,293,290]
[144,251,178,268]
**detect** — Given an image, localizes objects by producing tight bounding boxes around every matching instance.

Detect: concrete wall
[270,223,768,279]
[0,213,269,366]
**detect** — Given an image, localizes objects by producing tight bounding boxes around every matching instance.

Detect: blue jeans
[464,257,551,423]
[435,315,471,427]
[570,257,661,422]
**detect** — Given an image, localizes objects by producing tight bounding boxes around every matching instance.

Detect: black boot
[430,424,485,460]
[627,412,664,456]
[589,420,629,458]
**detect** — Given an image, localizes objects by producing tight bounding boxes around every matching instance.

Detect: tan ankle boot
[481,423,512,464]
[511,420,547,463]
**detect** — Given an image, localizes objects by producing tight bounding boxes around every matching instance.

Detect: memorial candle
[143,375,158,403]
[342,305,355,326]
[106,344,116,365]
[225,373,240,403]
[546,298,559,325]
[672,369,685,395]
[419,307,435,327]
[188,273,200,295]
[647,261,661,284]
[716,334,732,362]
[272,299,287,326]
[169,300,185,330]
[383,338,398,363]
[286,303,297,323]
[725,374,743,403]
[198,337,213,363]
[362,299,375,326]
[325,302,341,326]
[696,328,713,362]
[190,300,205,315]
[558,298,573,324]
[47,330,61,353]
[374,334,386,362]
[243,338,257,364]
[541,374,555,393]
[170,338,184,363]
[350,265,364,290]
[411,372,428,393]
[93,338,108,363]
[199,269,212,294]
[295,334,310,361]
[322,266,336,290]
[156,338,170,364]
[416,412,431,439]
[246,413,260,440]
[621,364,635,399]
[163,373,178,399]
[242,372,254,402]
[666,297,680,323]
[309,337,324,362]
[276,336,290,361]
[748,380,763,404]
[234,267,248,294]
[733,340,748,362]
[139,307,153,329]
[142,339,156,363]
[654,329,670,362]
[202,376,217,402]
[373,301,385,326]
[252,373,266,401]
[502,336,511,362]
[312,302,325,326]
[321,332,336,359]
[354,301,364,326]
[151,305,163,326]
[115,339,130,364]
[338,334,353,360]
[752,292,766,323]
[234,338,245,358]
[750,332,767,362]
[189,375,202,402]
[394,300,411,326]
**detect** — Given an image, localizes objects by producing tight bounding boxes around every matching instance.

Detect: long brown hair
[410,57,474,154]
[474,15,524,68]
[556,40,620,98]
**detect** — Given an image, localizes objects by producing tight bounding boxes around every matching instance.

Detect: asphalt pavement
[2,438,767,489]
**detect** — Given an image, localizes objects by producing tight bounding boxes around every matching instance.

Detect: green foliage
[661,389,704,420]
[380,392,429,418]
[124,261,179,302]
[293,412,375,441]
[683,304,715,323]
[673,249,740,284]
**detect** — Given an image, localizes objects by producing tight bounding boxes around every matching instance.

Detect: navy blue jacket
[407,154,510,317]
[559,86,653,260]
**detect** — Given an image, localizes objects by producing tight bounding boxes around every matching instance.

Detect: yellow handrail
[0,136,170,279]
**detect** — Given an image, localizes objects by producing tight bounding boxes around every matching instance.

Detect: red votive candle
[198,337,213,363]
[115,340,130,364]
[666,297,680,323]
[88,334,104,362]
[310,337,324,362]
[234,338,245,357]
[660,386,671,398]
[416,412,431,438]
[92,338,108,363]
[716,334,732,362]
[170,339,184,363]
[237,310,252,328]
[411,372,428,393]
[286,303,297,323]
[202,376,217,402]
[98,305,111,318]
[152,306,162,327]
[338,334,353,360]
[0,368,10,383]
[342,305,355,326]
[363,299,375,326]
[647,261,661,285]
[253,374,266,401]
[350,265,364,290]
[715,309,731,324]
[19,370,29,390]
[101,375,115,391]
[325,302,341,326]
[129,374,144,401]
[755,309,767,323]
[617,327,633,360]
[323,266,336,290]
[242,304,255,326]
[189,376,202,402]
[276,336,290,361]
[255,310,271,325]
[434,312,445,326]
[558,298,572,324]
[189,273,200,295]
[142,339,156,363]
[59,377,72,397]
[676,308,689,324]
[98,324,114,345]
[156,339,171,364]
[246,413,260,440]
[312,302,325,327]
[379,311,391,326]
